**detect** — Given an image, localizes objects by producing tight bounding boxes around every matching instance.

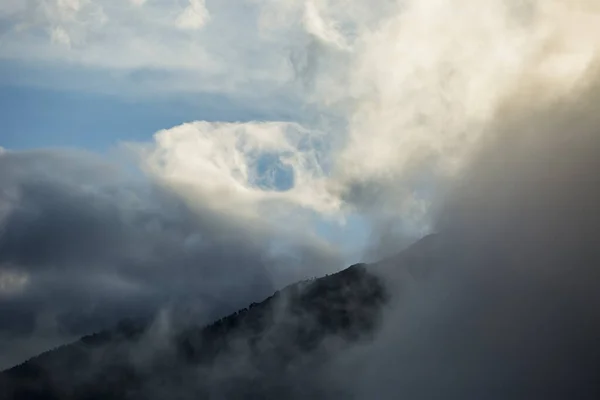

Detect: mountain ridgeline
[3,231,599,399]
[1,261,390,399]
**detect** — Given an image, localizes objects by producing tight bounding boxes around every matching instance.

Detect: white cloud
[133,121,341,219]
[50,25,72,47]
[323,0,600,217]
[176,0,210,31]
[3,0,600,235]
[303,1,349,50]
[57,0,81,13]
[0,1,292,94]
[113,0,600,238]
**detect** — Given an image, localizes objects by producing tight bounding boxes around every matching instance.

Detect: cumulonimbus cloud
[0,149,343,369]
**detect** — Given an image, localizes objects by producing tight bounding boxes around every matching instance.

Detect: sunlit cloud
[132,121,341,218]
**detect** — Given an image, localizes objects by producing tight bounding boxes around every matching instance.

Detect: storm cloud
[317,56,600,400]
[0,149,342,369]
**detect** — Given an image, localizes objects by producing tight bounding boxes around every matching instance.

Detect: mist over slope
[327,60,600,400]
[1,262,388,399]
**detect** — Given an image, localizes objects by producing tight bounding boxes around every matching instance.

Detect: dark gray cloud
[315,68,600,398]
[0,149,343,370]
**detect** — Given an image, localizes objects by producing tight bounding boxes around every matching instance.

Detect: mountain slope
[1,260,392,399]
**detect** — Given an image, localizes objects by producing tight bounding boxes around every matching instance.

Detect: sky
[1,0,600,371]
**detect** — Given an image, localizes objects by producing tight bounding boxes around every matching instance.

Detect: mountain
[4,231,599,399]
[1,245,403,399]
